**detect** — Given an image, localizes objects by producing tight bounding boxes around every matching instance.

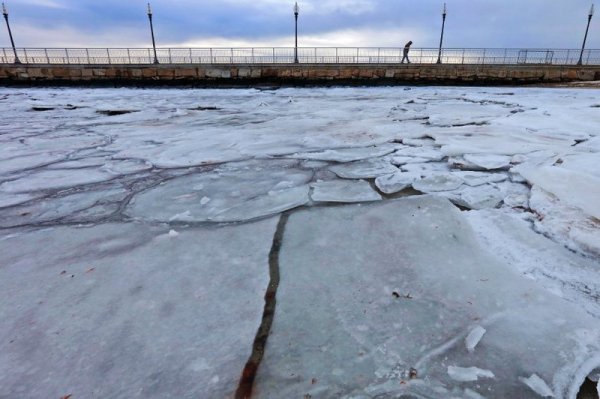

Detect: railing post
[461,49,465,64]
[107,48,111,64]
[2,47,6,63]
[210,48,213,64]
[189,48,192,63]
[230,48,233,64]
[482,48,486,65]
[127,49,131,64]
[356,47,359,63]
[272,47,275,63]
[23,48,28,64]
[336,47,338,63]
[377,47,380,64]
[64,48,69,64]
[169,48,172,63]
[44,48,49,64]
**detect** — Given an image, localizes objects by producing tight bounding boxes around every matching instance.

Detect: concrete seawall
[1,63,600,85]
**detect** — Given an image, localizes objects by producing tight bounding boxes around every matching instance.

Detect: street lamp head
[590,4,595,17]
[294,2,299,16]
[2,2,7,16]
[443,2,447,15]
[147,2,152,16]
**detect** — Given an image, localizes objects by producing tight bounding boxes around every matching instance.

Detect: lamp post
[577,4,594,65]
[436,3,447,64]
[147,3,159,64]
[294,2,299,63]
[2,3,20,64]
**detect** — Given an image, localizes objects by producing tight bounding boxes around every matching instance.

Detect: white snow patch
[447,366,495,382]
[465,326,487,353]
[520,374,555,397]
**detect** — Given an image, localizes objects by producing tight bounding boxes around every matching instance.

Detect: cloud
[173,26,424,48]
[1,0,597,49]
[18,0,68,9]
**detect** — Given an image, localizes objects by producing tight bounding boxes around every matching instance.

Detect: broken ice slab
[452,171,508,187]
[390,156,431,166]
[393,146,445,161]
[518,164,600,220]
[287,145,397,163]
[126,160,312,223]
[528,186,600,257]
[375,172,419,194]
[0,169,117,193]
[310,180,381,203]
[0,187,129,228]
[443,184,504,210]
[401,161,451,174]
[329,158,399,179]
[463,154,513,170]
[0,218,277,398]
[465,208,600,318]
[254,196,600,398]
[412,173,464,193]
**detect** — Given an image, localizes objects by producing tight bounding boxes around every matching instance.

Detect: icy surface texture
[0,219,277,398]
[126,160,311,223]
[1,86,600,397]
[254,197,600,399]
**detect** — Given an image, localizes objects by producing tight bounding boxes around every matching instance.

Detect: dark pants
[401,51,410,64]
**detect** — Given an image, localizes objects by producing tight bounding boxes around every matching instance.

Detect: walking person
[401,41,413,64]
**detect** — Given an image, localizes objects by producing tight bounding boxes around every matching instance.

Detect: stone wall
[1,64,599,85]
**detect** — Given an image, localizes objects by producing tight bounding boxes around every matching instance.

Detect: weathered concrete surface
[1,63,600,85]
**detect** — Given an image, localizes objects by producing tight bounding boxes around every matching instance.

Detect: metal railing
[1,47,599,65]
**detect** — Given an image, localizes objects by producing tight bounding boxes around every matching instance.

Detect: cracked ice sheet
[0,218,277,398]
[254,196,600,399]
[126,160,311,223]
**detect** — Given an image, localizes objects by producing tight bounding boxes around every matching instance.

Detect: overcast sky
[1,0,597,49]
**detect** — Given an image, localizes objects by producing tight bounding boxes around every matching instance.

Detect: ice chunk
[0,187,128,228]
[528,186,600,257]
[465,208,600,317]
[453,171,508,187]
[0,219,277,398]
[127,160,312,223]
[329,158,399,179]
[289,145,396,162]
[413,173,464,192]
[447,366,495,382]
[444,184,504,210]
[465,326,487,353]
[375,172,419,194]
[394,146,445,161]
[463,154,512,170]
[390,156,430,165]
[310,180,381,203]
[0,192,41,209]
[518,165,600,219]
[520,374,554,397]
[101,159,153,175]
[403,138,436,147]
[401,162,451,174]
[0,169,116,193]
